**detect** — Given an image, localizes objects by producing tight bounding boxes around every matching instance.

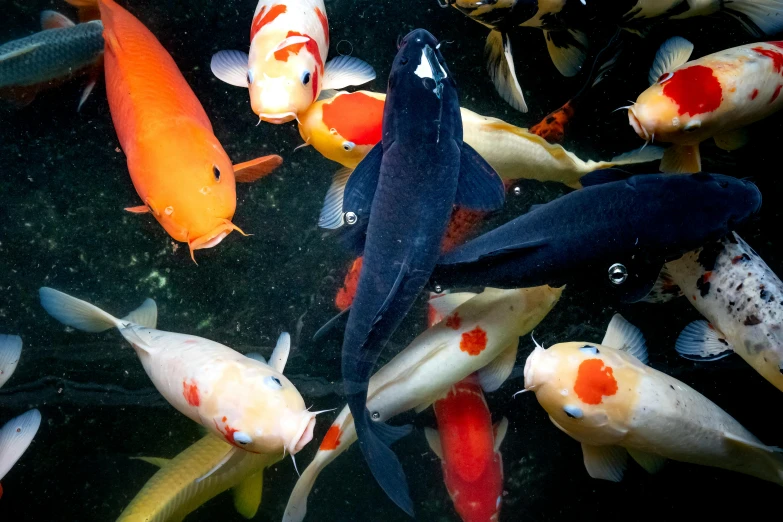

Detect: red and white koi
[39,288,318,477]
[282,286,561,522]
[211,0,375,124]
[629,37,783,172]
[524,314,783,485]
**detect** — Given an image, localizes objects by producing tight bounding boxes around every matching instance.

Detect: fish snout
[523,345,544,391]
[287,413,316,455]
[628,107,650,141]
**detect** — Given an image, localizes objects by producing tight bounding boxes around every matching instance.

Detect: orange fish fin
[659,144,701,174]
[102,26,123,56]
[40,10,75,29]
[124,205,150,214]
[233,155,283,183]
[65,0,100,22]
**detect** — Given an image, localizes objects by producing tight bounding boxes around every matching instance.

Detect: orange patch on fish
[441,207,487,253]
[215,419,239,445]
[336,256,363,310]
[460,327,487,356]
[574,358,618,405]
[315,7,329,46]
[446,312,462,330]
[319,425,341,450]
[182,379,200,406]
[250,4,287,41]
[322,92,384,146]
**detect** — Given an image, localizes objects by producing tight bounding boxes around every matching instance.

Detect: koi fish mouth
[187,219,248,264]
[523,341,546,391]
[259,112,297,124]
[288,413,317,455]
[628,107,650,141]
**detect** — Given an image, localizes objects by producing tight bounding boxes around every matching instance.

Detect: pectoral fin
[581,443,627,482]
[323,56,376,90]
[455,142,505,212]
[477,341,518,392]
[493,417,509,453]
[233,469,264,519]
[640,265,682,304]
[648,37,694,85]
[674,320,734,361]
[318,167,352,230]
[424,427,443,459]
[660,144,701,173]
[269,332,291,373]
[234,155,283,183]
[484,30,527,112]
[132,456,170,468]
[339,144,383,254]
[124,205,150,214]
[40,10,75,29]
[713,128,749,151]
[0,335,22,389]
[196,447,246,483]
[210,50,250,88]
[627,448,666,474]
[601,314,648,364]
[544,29,588,77]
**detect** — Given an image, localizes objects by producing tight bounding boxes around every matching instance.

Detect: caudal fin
[724,0,783,36]
[0,409,41,481]
[352,401,414,516]
[39,287,121,332]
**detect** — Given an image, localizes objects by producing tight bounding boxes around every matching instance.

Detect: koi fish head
[297,91,386,168]
[207,361,316,456]
[248,31,324,123]
[524,342,638,445]
[629,65,724,145]
[135,123,239,261]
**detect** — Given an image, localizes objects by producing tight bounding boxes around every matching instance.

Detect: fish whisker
[513,389,529,398]
[291,453,300,477]
[612,105,633,113]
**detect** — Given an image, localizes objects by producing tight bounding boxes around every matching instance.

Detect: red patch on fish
[315,7,329,47]
[441,208,487,253]
[336,256,363,310]
[772,85,783,104]
[753,46,783,74]
[446,312,462,330]
[703,271,712,282]
[182,379,200,406]
[274,31,320,65]
[322,92,384,146]
[574,359,618,405]
[663,65,722,116]
[460,327,487,356]
[250,4,287,42]
[751,89,759,100]
[319,425,341,450]
[215,419,239,445]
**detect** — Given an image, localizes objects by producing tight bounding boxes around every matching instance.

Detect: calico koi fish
[211,0,375,124]
[650,232,783,393]
[442,0,783,112]
[0,335,41,502]
[118,435,282,521]
[630,37,783,172]
[97,0,282,262]
[283,285,561,522]
[39,288,318,479]
[0,10,103,109]
[524,314,783,486]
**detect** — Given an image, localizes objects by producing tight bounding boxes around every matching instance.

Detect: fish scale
[0,21,104,88]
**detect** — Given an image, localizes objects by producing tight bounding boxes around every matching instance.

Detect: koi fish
[0,335,41,502]
[433,173,762,302]
[284,285,561,522]
[336,29,505,515]
[118,435,282,521]
[425,375,506,522]
[210,0,375,124]
[523,314,783,486]
[648,232,783,393]
[298,91,660,228]
[97,0,282,262]
[629,37,783,173]
[0,10,103,109]
[442,0,783,112]
[39,287,317,479]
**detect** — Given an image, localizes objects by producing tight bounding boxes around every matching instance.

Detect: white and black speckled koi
[665,232,783,391]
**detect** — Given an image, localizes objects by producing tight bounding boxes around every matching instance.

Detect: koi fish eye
[264,375,283,389]
[247,70,254,85]
[212,165,221,182]
[657,72,673,84]
[233,431,253,445]
[579,345,599,355]
[342,141,355,151]
[301,71,311,85]
[399,56,409,66]
[563,405,583,419]
[683,120,702,132]
[608,263,628,285]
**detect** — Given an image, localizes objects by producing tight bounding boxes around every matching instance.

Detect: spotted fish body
[118,435,281,522]
[283,286,561,522]
[630,40,783,172]
[0,20,104,88]
[524,318,783,486]
[665,232,783,391]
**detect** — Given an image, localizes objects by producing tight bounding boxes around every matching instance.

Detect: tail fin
[352,398,414,516]
[574,29,624,100]
[0,335,22,389]
[723,0,783,36]
[39,287,121,332]
[0,409,41,481]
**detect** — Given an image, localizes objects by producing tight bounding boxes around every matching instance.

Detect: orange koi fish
[98,0,282,262]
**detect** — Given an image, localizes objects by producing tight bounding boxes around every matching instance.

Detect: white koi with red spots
[210,0,375,124]
[39,288,317,466]
[282,286,561,522]
[630,37,783,172]
[660,232,783,392]
[524,314,783,485]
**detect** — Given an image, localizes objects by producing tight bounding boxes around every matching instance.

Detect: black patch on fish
[732,254,751,264]
[696,274,711,297]
[697,241,724,271]
[744,315,762,326]
[719,338,729,346]
[736,283,743,291]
